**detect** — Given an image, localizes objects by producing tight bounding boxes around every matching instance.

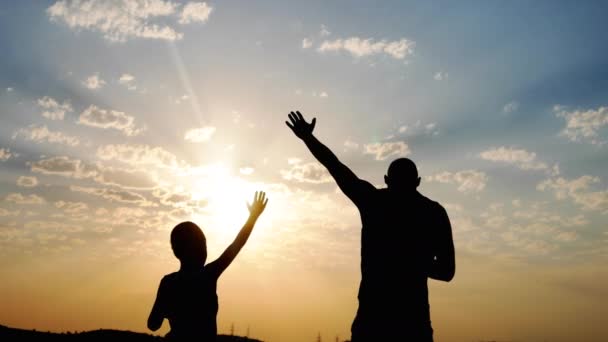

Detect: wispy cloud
[503,101,519,113]
[97,144,181,169]
[0,148,12,161]
[17,176,38,188]
[13,125,80,146]
[317,36,415,60]
[184,126,216,142]
[554,105,608,145]
[480,147,549,171]
[78,105,145,136]
[5,193,46,205]
[537,175,608,213]
[179,2,213,24]
[82,72,106,89]
[47,0,213,42]
[70,185,155,207]
[37,96,72,121]
[434,71,448,81]
[426,170,488,193]
[363,141,410,160]
[118,73,137,90]
[280,158,332,184]
[302,38,313,49]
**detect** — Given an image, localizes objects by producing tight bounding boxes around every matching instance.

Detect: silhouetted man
[286,111,455,341]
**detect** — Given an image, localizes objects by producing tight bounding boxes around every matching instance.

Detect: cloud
[320,24,331,37]
[363,141,410,161]
[70,185,155,206]
[479,147,548,171]
[6,87,13,92]
[118,73,137,90]
[434,71,448,81]
[13,125,80,146]
[5,193,45,205]
[317,37,415,60]
[97,144,181,168]
[0,208,20,217]
[319,91,328,98]
[239,167,254,175]
[37,96,72,120]
[302,38,313,49]
[47,0,187,42]
[17,176,38,188]
[280,158,332,184]
[82,72,106,89]
[503,101,519,113]
[426,170,488,193]
[179,2,213,24]
[537,175,608,213]
[554,105,608,145]
[184,126,216,142]
[31,156,157,189]
[344,139,359,151]
[55,200,89,214]
[78,105,145,136]
[0,148,12,161]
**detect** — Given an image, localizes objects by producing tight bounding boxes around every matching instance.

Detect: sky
[1,1,607,341]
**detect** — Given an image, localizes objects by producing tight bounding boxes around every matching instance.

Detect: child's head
[171,221,207,265]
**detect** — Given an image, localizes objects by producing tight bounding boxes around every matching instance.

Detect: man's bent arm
[428,206,456,282]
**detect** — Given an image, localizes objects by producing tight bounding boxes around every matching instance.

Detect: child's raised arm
[207,191,268,277]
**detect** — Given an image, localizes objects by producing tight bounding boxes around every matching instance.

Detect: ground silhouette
[0,324,262,342]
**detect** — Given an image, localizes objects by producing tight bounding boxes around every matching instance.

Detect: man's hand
[247,191,268,218]
[286,111,316,140]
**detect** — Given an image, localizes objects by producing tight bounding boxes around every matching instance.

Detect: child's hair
[171,221,207,264]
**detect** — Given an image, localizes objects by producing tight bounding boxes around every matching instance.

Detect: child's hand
[247,191,268,218]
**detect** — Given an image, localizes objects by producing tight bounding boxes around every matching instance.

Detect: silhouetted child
[148,191,268,341]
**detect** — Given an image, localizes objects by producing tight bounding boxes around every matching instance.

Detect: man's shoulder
[161,271,180,283]
[417,192,446,211]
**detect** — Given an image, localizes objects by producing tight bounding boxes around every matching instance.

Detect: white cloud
[398,125,408,133]
[47,0,185,42]
[37,96,72,120]
[239,167,254,175]
[555,105,608,145]
[55,200,89,214]
[537,175,608,213]
[320,24,331,37]
[118,73,137,90]
[78,105,145,136]
[479,147,548,171]
[344,139,359,151]
[179,2,213,24]
[6,87,14,92]
[363,141,410,161]
[280,159,332,184]
[555,231,578,242]
[434,72,448,81]
[184,126,216,142]
[70,185,155,207]
[17,176,38,188]
[13,125,80,146]
[97,144,181,168]
[31,156,157,189]
[0,208,19,217]
[0,148,12,161]
[82,72,106,89]
[426,170,488,193]
[503,101,519,113]
[302,38,313,49]
[5,193,45,205]
[317,37,415,60]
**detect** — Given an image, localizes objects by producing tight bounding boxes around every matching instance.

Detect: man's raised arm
[286,111,373,204]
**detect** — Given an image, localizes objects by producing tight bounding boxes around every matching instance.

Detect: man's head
[171,221,207,265]
[384,158,420,192]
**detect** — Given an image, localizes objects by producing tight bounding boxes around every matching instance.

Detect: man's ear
[416,177,421,188]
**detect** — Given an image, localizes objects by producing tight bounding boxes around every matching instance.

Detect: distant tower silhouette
[230,323,234,336]
[317,332,322,342]
[246,325,250,338]
[335,335,339,342]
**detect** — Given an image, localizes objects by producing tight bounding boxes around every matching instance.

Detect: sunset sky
[1,1,608,341]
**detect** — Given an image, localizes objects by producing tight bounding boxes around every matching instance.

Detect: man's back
[354,188,447,331]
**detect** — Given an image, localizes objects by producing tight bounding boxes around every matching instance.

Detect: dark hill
[0,325,262,342]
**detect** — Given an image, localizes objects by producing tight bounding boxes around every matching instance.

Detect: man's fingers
[286,121,295,130]
[288,113,298,125]
[296,111,304,121]
[311,117,317,129]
